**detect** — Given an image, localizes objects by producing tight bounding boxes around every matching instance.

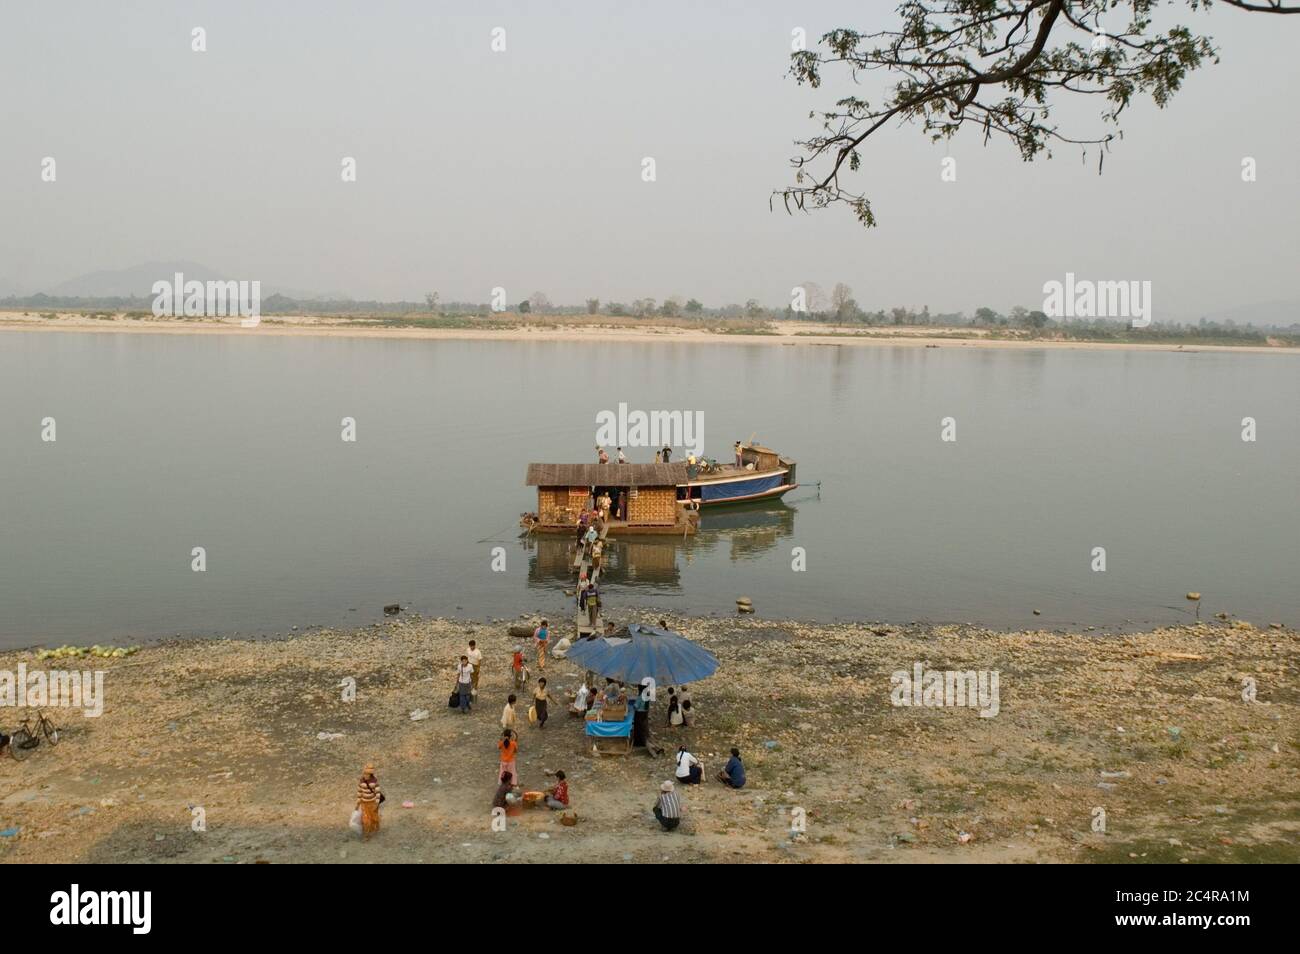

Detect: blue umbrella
[564,623,719,686]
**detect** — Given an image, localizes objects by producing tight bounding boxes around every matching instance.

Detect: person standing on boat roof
[661,446,672,463]
[616,447,626,464]
[597,447,610,465]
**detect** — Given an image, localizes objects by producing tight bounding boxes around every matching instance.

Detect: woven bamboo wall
[626,487,676,525]
[538,487,583,524]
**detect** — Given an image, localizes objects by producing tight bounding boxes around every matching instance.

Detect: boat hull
[680,470,797,507]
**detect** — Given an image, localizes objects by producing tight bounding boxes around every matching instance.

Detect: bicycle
[7,710,60,761]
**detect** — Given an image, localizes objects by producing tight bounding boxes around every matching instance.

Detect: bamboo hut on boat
[521,462,699,535]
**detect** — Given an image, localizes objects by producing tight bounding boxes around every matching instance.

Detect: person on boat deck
[675,746,703,785]
[616,447,626,464]
[598,447,610,465]
[660,446,672,463]
[716,747,746,788]
[616,491,627,520]
[546,770,570,811]
[734,440,743,467]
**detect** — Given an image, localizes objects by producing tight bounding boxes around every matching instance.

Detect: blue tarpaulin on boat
[699,473,784,502]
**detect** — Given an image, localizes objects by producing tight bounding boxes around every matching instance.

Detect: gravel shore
[1,614,1294,863]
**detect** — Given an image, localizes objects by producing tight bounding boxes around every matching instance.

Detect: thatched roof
[525,462,690,487]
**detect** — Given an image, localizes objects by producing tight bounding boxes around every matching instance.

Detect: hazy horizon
[3,1,1297,320]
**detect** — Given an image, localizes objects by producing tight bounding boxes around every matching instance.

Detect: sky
[2,0,1297,319]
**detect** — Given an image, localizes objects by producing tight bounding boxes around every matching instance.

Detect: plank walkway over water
[571,523,609,586]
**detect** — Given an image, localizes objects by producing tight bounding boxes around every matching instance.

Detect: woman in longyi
[356,763,382,839]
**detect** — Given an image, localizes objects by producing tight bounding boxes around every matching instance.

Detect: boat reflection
[522,501,797,588]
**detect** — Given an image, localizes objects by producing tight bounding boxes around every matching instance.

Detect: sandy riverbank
[1,614,1294,864]
[1,311,1295,354]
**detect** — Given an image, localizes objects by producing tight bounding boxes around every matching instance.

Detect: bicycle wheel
[42,718,59,746]
[9,728,33,760]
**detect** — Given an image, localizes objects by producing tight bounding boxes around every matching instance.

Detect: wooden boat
[679,441,797,507]
[521,441,797,535]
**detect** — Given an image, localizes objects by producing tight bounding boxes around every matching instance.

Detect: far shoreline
[2,311,1296,355]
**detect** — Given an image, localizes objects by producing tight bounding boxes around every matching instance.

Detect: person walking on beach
[533,678,551,729]
[454,655,474,713]
[533,619,549,670]
[502,693,518,731]
[653,780,681,831]
[467,639,482,698]
[498,728,519,785]
[512,646,526,691]
[356,764,383,840]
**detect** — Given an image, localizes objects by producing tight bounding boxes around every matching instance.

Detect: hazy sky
[2,0,1297,318]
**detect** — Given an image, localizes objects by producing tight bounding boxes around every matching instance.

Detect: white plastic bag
[349,809,362,834]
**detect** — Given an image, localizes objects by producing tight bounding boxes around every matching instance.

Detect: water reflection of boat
[523,500,800,587]
[696,501,796,533]
[525,535,682,589]
[690,501,796,561]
